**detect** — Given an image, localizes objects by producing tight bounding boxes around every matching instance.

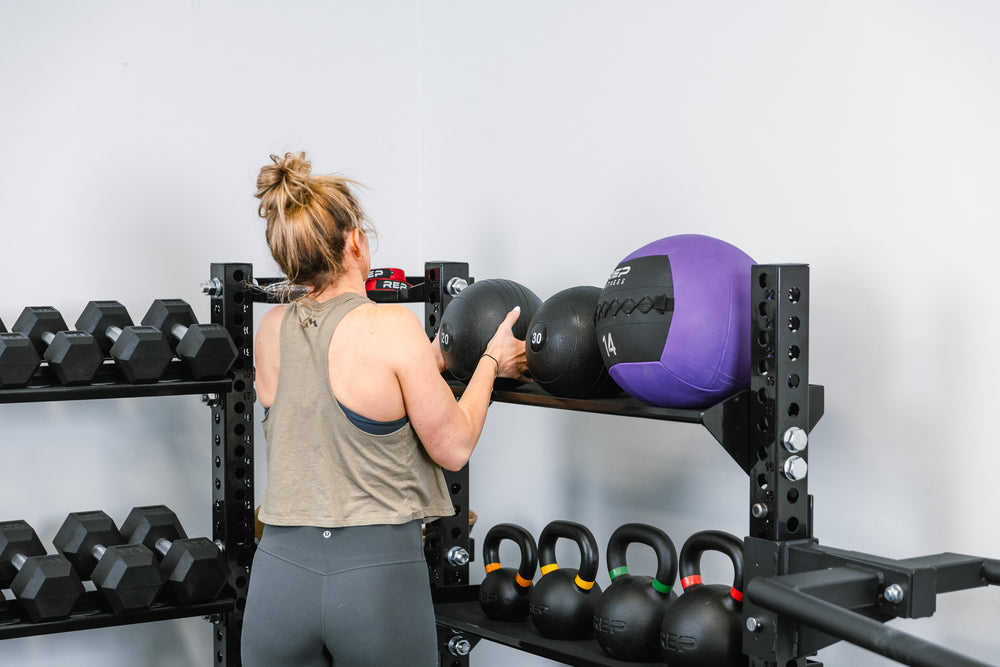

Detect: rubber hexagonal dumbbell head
[75,301,132,356]
[53,511,125,575]
[0,520,84,622]
[0,333,41,388]
[90,543,166,613]
[12,554,85,622]
[142,299,237,379]
[121,505,227,605]
[160,537,229,605]
[11,307,103,385]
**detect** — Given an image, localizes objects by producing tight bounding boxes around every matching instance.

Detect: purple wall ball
[594,234,756,408]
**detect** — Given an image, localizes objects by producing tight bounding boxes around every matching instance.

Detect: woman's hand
[483,307,531,383]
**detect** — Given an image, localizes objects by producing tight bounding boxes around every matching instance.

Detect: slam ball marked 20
[438,278,541,388]
[595,234,756,408]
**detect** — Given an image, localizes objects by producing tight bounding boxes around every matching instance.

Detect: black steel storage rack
[0,262,255,667]
[8,260,990,666]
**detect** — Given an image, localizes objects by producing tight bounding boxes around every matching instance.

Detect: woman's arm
[254,305,287,409]
[393,307,527,471]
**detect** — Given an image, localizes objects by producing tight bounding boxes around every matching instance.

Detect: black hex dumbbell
[121,505,229,605]
[53,510,166,614]
[0,318,42,388]
[0,520,85,622]
[11,306,104,385]
[141,299,237,380]
[75,301,173,384]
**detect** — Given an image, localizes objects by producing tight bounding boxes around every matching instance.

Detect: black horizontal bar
[746,576,993,667]
[0,591,235,640]
[0,367,231,404]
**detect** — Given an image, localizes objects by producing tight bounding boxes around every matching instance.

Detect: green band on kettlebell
[652,579,673,594]
[609,566,629,579]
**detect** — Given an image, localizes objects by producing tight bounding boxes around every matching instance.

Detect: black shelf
[0,361,231,404]
[434,589,661,667]
[448,380,825,476]
[0,590,235,640]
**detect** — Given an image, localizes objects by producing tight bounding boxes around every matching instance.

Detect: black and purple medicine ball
[594,234,756,408]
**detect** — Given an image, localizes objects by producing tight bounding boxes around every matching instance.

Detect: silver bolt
[201,277,223,296]
[746,617,764,633]
[784,455,808,481]
[883,583,905,604]
[751,503,769,519]
[446,277,469,295]
[782,426,808,452]
[448,636,472,656]
[447,546,470,567]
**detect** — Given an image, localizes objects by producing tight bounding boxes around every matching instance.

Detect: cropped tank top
[257,293,453,528]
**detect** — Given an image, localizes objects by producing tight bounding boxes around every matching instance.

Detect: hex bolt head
[746,616,765,633]
[782,426,808,452]
[784,455,808,481]
[883,583,905,604]
[448,636,472,656]
[446,546,470,567]
[751,503,769,519]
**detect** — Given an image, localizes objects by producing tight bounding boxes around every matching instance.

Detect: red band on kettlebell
[484,562,501,574]
[540,563,559,576]
[574,575,595,591]
[681,575,703,589]
[515,573,532,588]
[730,587,744,602]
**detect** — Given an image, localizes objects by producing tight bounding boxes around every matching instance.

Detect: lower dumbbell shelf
[434,586,662,667]
[0,589,235,640]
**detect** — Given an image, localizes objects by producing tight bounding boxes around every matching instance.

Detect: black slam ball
[438,278,541,388]
[526,286,622,399]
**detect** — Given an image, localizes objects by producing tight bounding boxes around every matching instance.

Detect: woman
[241,152,528,666]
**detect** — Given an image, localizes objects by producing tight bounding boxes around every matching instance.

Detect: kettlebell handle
[483,523,538,587]
[678,530,745,601]
[606,522,677,594]
[537,520,600,591]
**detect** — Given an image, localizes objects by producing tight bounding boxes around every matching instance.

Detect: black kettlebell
[478,523,538,622]
[593,523,678,661]
[528,520,603,640]
[659,530,747,667]
[438,278,542,389]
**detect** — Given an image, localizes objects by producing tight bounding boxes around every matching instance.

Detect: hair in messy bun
[255,152,375,294]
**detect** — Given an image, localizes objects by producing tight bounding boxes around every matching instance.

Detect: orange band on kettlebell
[484,562,501,574]
[574,575,595,591]
[540,563,559,576]
[515,573,532,588]
[681,575,703,589]
[730,587,744,602]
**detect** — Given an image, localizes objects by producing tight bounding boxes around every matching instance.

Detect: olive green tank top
[258,293,453,528]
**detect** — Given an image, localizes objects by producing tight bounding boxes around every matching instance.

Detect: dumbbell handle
[41,331,56,347]
[92,544,108,561]
[11,553,27,570]
[105,325,123,343]
[170,323,189,341]
[154,536,226,556]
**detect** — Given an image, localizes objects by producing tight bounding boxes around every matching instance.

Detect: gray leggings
[241,521,438,666]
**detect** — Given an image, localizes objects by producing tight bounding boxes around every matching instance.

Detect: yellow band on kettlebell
[515,573,532,588]
[540,563,559,576]
[484,562,501,574]
[575,575,595,591]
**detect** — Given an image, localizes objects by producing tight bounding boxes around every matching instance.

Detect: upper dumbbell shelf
[0,361,231,405]
[447,380,824,475]
[0,590,235,640]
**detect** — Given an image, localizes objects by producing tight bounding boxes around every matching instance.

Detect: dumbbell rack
[0,263,255,667]
[371,262,995,667]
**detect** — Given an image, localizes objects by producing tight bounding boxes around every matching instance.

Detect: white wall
[1,2,998,666]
